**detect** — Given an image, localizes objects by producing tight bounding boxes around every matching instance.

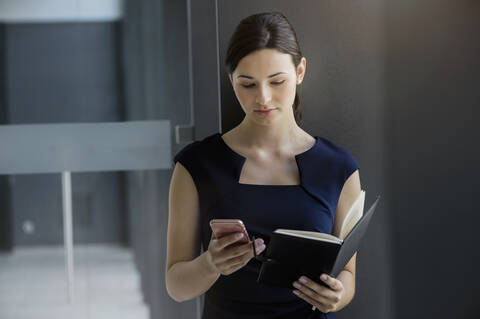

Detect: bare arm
[166,252,220,302]
[331,169,362,310]
[165,162,220,302]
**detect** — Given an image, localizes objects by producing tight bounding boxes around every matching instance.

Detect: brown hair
[225,12,304,125]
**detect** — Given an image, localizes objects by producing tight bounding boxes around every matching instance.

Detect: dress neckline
[215,132,320,187]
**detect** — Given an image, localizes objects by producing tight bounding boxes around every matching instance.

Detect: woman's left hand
[292,273,344,313]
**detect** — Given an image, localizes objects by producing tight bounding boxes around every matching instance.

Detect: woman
[166,12,361,319]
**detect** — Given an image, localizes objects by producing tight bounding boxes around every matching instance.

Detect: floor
[0,244,150,319]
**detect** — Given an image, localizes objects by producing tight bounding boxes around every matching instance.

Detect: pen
[252,235,258,258]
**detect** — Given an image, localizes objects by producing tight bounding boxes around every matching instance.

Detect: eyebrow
[236,72,287,79]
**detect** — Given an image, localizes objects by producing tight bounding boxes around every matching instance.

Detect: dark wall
[2,22,126,246]
[0,23,13,251]
[386,1,480,318]
[218,1,392,319]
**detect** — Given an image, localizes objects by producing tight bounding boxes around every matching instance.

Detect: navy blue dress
[173,132,360,319]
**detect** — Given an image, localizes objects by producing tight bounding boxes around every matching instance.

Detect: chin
[250,115,279,126]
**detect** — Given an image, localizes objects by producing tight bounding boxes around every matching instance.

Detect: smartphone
[209,219,251,244]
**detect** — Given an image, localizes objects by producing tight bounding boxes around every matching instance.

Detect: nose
[255,85,272,106]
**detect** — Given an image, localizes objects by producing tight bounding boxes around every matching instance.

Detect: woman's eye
[240,80,285,89]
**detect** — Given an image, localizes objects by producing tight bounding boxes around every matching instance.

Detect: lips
[254,108,276,112]
[254,109,276,115]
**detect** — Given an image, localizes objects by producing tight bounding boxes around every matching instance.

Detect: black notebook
[253,191,380,289]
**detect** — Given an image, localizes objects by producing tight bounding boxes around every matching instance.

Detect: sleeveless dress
[172,132,360,319]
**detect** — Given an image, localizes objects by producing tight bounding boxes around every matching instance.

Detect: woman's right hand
[206,232,266,276]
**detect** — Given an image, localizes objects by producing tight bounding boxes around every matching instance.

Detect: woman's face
[229,48,306,126]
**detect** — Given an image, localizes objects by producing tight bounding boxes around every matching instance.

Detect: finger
[218,251,250,271]
[225,238,264,265]
[213,236,264,266]
[254,237,265,245]
[217,232,246,249]
[221,240,266,274]
[227,237,264,257]
[211,238,254,266]
[292,289,332,313]
[250,238,266,256]
[320,273,343,292]
[297,276,337,302]
[224,241,256,259]
[293,276,338,305]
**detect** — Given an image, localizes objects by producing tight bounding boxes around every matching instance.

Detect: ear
[296,57,306,85]
[229,73,233,86]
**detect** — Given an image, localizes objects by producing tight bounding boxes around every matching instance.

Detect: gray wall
[386,1,480,318]
[218,1,392,319]
[2,22,127,246]
[121,0,194,318]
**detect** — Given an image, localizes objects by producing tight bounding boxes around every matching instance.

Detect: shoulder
[173,141,200,164]
[317,136,360,181]
[173,133,219,165]
[172,132,225,185]
[172,133,236,207]
[297,135,360,216]
[317,136,356,159]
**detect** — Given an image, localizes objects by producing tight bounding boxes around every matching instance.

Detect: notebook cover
[256,195,380,289]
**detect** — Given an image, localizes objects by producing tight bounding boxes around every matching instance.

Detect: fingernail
[299,277,307,284]
[321,274,327,281]
[235,233,243,239]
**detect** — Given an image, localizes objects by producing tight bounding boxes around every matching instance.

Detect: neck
[235,116,302,151]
